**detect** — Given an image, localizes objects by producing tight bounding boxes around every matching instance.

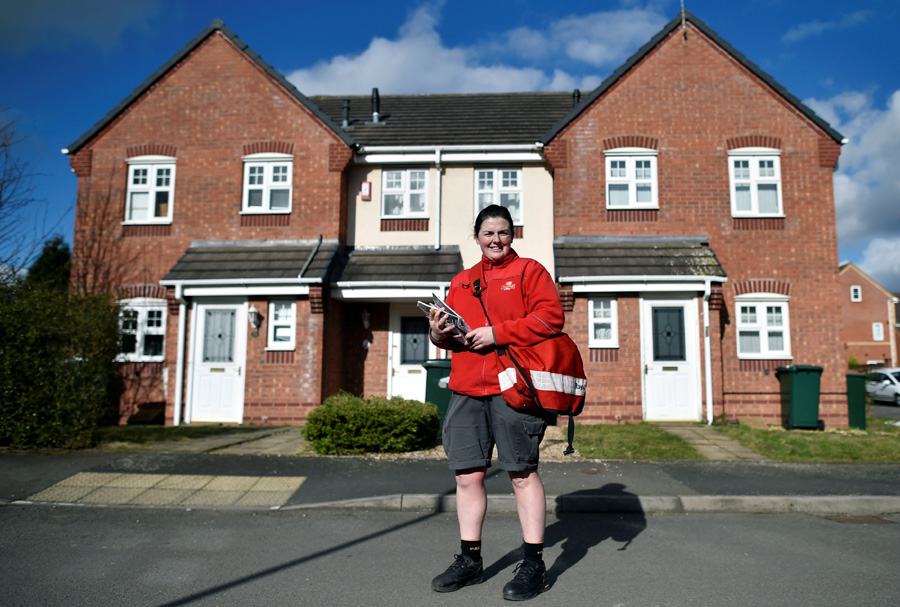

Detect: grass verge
[95,424,269,452]
[574,422,703,460]
[715,416,900,463]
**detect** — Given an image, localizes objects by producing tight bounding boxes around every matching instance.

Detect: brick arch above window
[242,141,295,156]
[116,284,169,301]
[726,135,782,151]
[126,144,178,158]
[733,279,791,297]
[602,135,659,151]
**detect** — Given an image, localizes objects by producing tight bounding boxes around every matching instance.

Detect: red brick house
[67,12,850,428]
[544,12,847,426]
[65,20,354,425]
[839,262,898,369]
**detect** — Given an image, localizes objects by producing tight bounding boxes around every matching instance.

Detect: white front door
[189,300,247,423]
[641,296,701,422]
[388,304,432,401]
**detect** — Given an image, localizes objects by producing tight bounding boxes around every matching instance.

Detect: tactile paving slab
[27,473,306,508]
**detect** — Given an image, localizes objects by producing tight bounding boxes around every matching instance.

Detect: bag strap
[470,264,576,456]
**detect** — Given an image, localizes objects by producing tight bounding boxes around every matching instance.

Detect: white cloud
[781,10,874,44]
[807,89,900,291]
[285,2,667,95]
[0,0,161,54]
[859,239,900,292]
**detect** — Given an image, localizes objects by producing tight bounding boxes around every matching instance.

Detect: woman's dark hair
[473,204,513,237]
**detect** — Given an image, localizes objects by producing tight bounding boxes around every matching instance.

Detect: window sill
[121,220,173,226]
[605,206,659,211]
[117,356,166,364]
[240,210,291,215]
[265,346,296,352]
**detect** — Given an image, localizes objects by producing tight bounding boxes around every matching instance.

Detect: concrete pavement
[3,424,900,516]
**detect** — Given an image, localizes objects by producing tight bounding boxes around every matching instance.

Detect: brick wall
[553,23,845,424]
[840,266,894,367]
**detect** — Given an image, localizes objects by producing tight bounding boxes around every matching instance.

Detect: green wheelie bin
[422,359,453,432]
[846,373,867,430]
[776,365,824,430]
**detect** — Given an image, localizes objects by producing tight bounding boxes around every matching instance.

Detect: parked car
[866,368,900,405]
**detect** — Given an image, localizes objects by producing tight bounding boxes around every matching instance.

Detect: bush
[0,281,120,448]
[848,355,860,370]
[302,391,440,455]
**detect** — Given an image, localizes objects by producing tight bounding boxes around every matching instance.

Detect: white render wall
[346,163,556,275]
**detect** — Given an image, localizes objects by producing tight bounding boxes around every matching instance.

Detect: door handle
[644,364,648,375]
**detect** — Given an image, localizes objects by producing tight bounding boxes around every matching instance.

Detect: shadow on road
[484,483,646,587]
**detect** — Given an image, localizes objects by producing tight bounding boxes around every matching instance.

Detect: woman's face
[476,216,514,263]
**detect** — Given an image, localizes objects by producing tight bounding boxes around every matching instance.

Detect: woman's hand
[465,326,496,351]
[428,309,455,342]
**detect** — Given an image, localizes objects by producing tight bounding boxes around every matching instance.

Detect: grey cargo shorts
[442,392,547,472]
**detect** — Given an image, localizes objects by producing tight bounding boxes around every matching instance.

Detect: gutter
[891,297,899,366]
[559,274,728,284]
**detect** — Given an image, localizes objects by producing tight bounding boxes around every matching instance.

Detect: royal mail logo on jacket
[500,280,517,291]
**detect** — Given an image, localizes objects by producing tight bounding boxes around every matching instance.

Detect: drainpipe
[173,283,187,426]
[703,280,714,425]
[890,297,898,366]
[434,148,442,250]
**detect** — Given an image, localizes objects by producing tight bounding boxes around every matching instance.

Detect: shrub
[0,281,120,448]
[848,355,860,370]
[302,391,440,455]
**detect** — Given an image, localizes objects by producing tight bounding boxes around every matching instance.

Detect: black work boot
[502,560,548,601]
[431,553,484,592]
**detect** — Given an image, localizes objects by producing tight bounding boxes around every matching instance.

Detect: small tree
[25,236,71,292]
[848,354,860,370]
[0,111,55,278]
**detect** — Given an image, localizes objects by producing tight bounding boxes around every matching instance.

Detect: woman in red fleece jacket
[428,205,564,601]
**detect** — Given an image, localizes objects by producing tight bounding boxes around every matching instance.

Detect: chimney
[342,100,350,128]
[572,89,581,107]
[371,88,380,124]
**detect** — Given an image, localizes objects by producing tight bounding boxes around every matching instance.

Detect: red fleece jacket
[433,250,565,397]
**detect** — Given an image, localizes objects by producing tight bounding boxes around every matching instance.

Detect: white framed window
[125,156,175,224]
[118,298,167,362]
[588,297,618,348]
[873,322,885,341]
[382,169,428,218]
[242,153,293,213]
[735,294,791,359]
[604,148,658,209]
[850,285,862,302]
[728,148,783,217]
[267,300,296,350]
[475,168,523,224]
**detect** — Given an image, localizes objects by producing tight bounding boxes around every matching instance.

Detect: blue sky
[2,0,898,289]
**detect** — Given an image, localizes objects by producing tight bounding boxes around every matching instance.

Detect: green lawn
[714,416,900,463]
[573,422,703,460]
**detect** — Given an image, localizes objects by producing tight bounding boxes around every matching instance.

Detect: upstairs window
[382,169,427,218]
[475,168,523,224]
[588,297,618,348]
[267,300,296,350]
[729,148,783,217]
[604,149,658,209]
[118,298,167,362]
[736,294,791,359]
[125,156,175,224]
[850,285,862,302]
[242,153,293,213]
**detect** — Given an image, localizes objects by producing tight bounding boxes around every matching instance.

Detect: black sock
[523,541,544,565]
[461,539,482,562]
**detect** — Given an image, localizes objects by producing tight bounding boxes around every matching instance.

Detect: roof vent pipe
[371,88,380,123]
[572,89,581,107]
[342,100,350,128]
